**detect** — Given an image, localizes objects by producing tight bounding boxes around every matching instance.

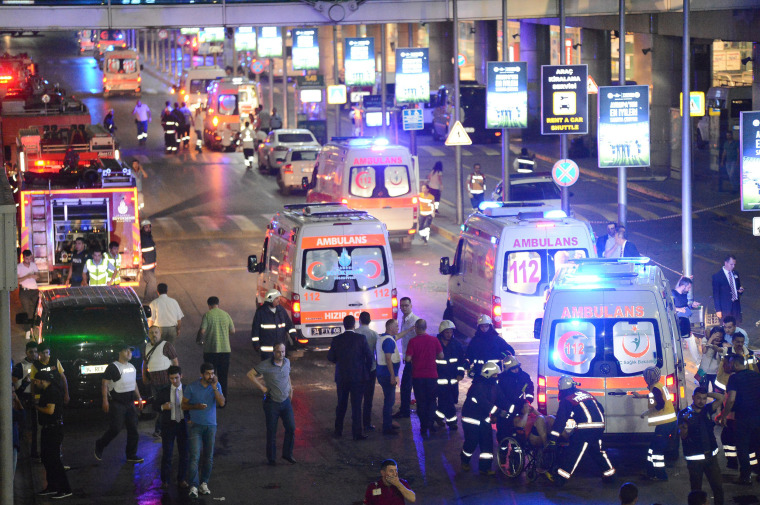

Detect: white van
[247,204,398,343]
[307,138,419,249]
[534,258,688,437]
[439,203,596,347]
[173,66,227,111]
[102,49,141,97]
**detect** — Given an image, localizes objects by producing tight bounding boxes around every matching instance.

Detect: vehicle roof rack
[283,203,369,218]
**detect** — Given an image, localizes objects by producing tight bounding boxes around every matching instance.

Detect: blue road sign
[402,109,424,131]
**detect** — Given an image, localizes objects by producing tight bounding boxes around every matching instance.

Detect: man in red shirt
[405,319,444,437]
[364,459,416,505]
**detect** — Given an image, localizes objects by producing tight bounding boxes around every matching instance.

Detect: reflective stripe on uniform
[261,324,277,329]
[436,360,447,365]
[648,412,677,423]
[461,417,481,426]
[479,453,493,460]
[251,336,260,342]
[462,450,473,458]
[435,410,446,419]
[437,379,449,385]
[577,422,605,429]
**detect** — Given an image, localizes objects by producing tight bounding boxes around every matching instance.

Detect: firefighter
[495,355,534,441]
[140,219,158,303]
[417,185,434,245]
[513,147,535,174]
[632,366,678,481]
[179,102,193,149]
[460,362,502,475]
[84,248,115,286]
[465,314,515,377]
[105,241,122,285]
[240,121,256,171]
[547,376,616,486]
[251,289,296,360]
[160,101,177,154]
[171,103,186,151]
[434,320,465,430]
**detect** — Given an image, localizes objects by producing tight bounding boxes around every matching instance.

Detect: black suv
[19,286,150,406]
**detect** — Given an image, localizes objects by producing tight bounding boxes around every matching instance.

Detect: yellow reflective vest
[647,382,676,426]
[85,258,114,286]
[105,252,121,285]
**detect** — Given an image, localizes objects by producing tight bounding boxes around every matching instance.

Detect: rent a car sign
[541,64,588,135]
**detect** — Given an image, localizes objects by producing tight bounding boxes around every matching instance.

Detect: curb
[431,222,459,242]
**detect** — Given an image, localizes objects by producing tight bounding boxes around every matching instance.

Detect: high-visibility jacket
[419,192,434,216]
[647,382,677,426]
[241,127,255,149]
[468,173,485,194]
[435,335,465,386]
[105,251,122,285]
[461,376,503,426]
[251,302,297,352]
[85,258,114,286]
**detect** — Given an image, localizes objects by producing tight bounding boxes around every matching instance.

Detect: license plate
[80,364,108,375]
[311,326,342,336]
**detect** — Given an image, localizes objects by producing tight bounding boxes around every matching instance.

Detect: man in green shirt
[199,296,235,403]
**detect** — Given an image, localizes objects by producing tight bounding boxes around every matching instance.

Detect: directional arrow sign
[552,158,579,187]
[445,120,472,146]
[327,84,347,105]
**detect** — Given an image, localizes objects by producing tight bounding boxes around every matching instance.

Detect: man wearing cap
[34,370,72,499]
[434,320,465,431]
[251,289,296,360]
[95,344,144,463]
[547,376,615,485]
[199,296,235,402]
[140,219,158,302]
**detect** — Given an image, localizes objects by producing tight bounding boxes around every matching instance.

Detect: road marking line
[418,145,446,157]
[192,215,221,231]
[481,147,500,156]
[574,204,618,222]
[461,149,473,156]
[627,206,660,221]
[228,215,260,233]
[153,216,182,235]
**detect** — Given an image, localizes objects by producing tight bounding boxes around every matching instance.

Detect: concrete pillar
[649,34,682,178]
[581,28,611,87]
[318,26,337,85]
[473,21,498,85]
[519,21,550,139]
[428,22,454,89]
[151,30,157,66]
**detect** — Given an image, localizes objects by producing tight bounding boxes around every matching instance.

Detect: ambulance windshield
[548,319,661,377]
[350,165,410,198]
[504,248,588,296]
[302,246,389,292]
[189,79,217,94]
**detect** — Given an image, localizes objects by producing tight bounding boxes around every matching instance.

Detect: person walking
[161,101,178,154]
[427,161,443,214]
[466,163,486,210]
[513,147,536,173]
[672,277,701,361]
[247,342,296,465]
[678,387,724,505]
[17,249,39,339]
[393,297,419,419]
[65,237,88,287]
[34,370,72,500]
[149,283,184,344]
[355,311,379,432]
[460,362,502,475]
[179,102,193,149]
[105,241,123,286]
[632,366,677,481]
[154,365,188,489]
[84,248,115,286]
[171,103,187,152]
[251,289,296,360]
[327,315,373,440]
[376,319,402,435]
[363,459,416,505]
[405,319,444,437]
[240,121,256,171]
[199,296,235,403]
[434,320,465,431]
[143,326,179,437]
[140,219,158,303]
[130,160,148,210]
[269,107,283,130]
[182,362,225,498]
[720,131,740,191]
[417,184,435,244]
[193,107,205,153]
[32,343,70,406]
[712,255,743,323]
[258,106,271,133]
[12,342,39,460]
[103,109,116,135]
[132,99,151,146]
[95,344,144,464]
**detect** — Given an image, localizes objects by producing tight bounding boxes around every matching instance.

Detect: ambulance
[102,48,141,97]
[203,77,259,151]
[439,203,596,347]
[247,203,398,344]
[172,66,226,111]
[306,138,419,249]
[534,258,688,437]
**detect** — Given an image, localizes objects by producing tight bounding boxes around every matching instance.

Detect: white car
[490,173,561,208]
[277,146,320,196]
[258,129,320,174]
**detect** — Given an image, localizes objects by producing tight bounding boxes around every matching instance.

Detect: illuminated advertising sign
[541,64,588,135]
[235,27,256,52]
[344,38,375,87]
[199,27,224,43]
[486,61,527,129]
[740,111,760,211]
[257,27,282,59]
[300,89,322,103]
[597,85,650,168]
[395,48,430,104]
[292,28,319,71]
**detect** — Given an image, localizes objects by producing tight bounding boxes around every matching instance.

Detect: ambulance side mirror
[533,318,543,340]
[248,255,261,273]
[439,257,451,275]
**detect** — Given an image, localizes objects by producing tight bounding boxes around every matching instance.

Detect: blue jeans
[263,397,295,463]
[136,120,148,143]
[377,375,396,432]
[188,423,216,487]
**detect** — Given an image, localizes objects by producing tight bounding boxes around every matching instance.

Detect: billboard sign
[257,27,282,58]
[486,61,527,129]
[345,38,375,87]
[395,48,430,104]
[292,28,319,71]
[235,27,256,52]
[541,64,588,135]
[740,111,760,211]
[597,85,650,168]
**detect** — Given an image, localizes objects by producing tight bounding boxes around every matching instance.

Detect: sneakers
[199,483,211,495]
[126,456,144,463]
[188,486,198,498]
[37,488,56,496]
[51,491,72,500]
[94,444,103,461]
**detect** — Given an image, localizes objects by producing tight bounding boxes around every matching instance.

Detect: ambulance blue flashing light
[544,209,568,219]
[567,274,601,284]
[619,256,651,264]
[478,201,502,211]
[373,138,389,147]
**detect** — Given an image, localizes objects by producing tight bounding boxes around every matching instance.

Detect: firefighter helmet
[558,375,578,391]
[477,314,492,326]
[503,355,520,371]
[140,219,151,226]
[264,289,282,303]
[481,362,500,379]
[438,320,456,333]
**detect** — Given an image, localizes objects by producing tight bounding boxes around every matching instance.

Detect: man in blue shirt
[376,319,402,435]
[182,362,225,499]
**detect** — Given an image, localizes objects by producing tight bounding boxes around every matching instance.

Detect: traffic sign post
[402,109,424,131]
[250,59,264,75]
[552,159,580,187]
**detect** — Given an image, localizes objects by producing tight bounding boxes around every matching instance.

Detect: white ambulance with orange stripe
[247,204,397,344]
[534,258,688,437]
[439,203,596,349]
[306,138,419,249]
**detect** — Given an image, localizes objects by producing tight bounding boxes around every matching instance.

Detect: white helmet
[481,362,500,379]
[140,219,151,226]
[264,289,282,303]
[503,355,520,371]
[477,314,492,326]
[558,375,578,391]
[438,320,456,333]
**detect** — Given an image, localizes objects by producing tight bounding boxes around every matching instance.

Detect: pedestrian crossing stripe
[150,214,263,239]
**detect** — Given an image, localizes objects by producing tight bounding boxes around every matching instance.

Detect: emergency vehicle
[96,29,127,56]
[172,66,226,111]
[16,124,118,185]
[203,77,259,151]
[17,159,141,288]
[77,30,97,53]
[247,203,398,344]
[306,138,420,249]
[439,203,596,346]
[102,48,141,97]
[534,258,687,437]
[0,52,36,100]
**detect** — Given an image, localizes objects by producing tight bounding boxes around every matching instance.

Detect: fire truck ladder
[29,194,51,284]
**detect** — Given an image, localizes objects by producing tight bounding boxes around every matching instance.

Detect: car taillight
[665,373,680,399]
[492,295,502,328]
[341,198,348,204]
[538,375,547,414]
[391,288,398,317]
[134,399,147,407]
[283,164,293,173]
[170,87,175,94]
[292,294,301,324]
[137,76,141,83]
[212,116,218,127]
[102,77,106,83]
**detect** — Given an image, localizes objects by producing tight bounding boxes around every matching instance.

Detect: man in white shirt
[149,283,184,344]
[393,297,419,419]
[132,99,152,146]
[17,250,40,339]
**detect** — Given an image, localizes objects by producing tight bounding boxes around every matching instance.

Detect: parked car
[258,128,320,175]
[490,172,562,208]
[277,146,320,195]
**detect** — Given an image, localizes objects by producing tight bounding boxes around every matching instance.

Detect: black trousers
[398,362,413,415]
[363,370,376,428]
[412,378,438,433]
[21,393,39,457]
[96,400,139,458]
[436,382,459,427]
[335,380,365,438]
[161,420,188,484]
[203,352,230,401]
[557,428,615,481]
[687,457,723,505]
[461,419,494,472]
[41,425,71,493]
